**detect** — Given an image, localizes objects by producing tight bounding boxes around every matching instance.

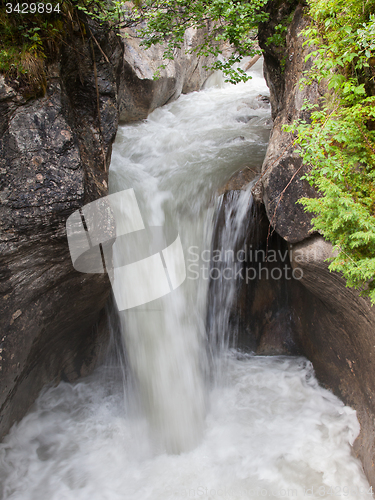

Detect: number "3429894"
[6,3,61,13]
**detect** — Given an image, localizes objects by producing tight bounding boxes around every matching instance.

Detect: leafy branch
[285,0,375,303]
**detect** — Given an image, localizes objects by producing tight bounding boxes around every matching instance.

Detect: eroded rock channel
[1,2,375,495]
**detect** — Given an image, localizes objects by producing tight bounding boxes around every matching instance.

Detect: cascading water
[207,182,260,378]
[0,60,372,500]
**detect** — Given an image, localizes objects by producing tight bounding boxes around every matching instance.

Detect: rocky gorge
[1,0,375,490]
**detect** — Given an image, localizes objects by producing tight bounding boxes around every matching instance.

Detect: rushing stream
[0,61,371,500]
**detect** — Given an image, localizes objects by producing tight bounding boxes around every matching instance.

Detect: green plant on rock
[286,0,375,303]
[265,10,294,49]
[0,0,67,96]
[1,0,272,92]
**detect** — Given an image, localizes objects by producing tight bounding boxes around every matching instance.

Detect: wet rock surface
[259,2,321,244]
[288,236,375,485]
[218,167,259,196]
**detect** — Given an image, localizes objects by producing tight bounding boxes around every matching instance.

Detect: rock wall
[0,17,213,438]
[0,18,122,438]
[118,26,216,122]
[256,0,375,486]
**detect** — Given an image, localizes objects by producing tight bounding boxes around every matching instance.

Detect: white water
[0,355,370,500]
[0,61,371,499]
[107,61,271,454]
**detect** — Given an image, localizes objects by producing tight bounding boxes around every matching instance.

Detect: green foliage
[266,12,294,48]
[1,0,271,89]
[75,0,269,84]
[134,0,269,83]
[266,23,287,48]
[0,0,65,95]
[75,0,140,27]
[265,12,294,72]
[286,0,375,303]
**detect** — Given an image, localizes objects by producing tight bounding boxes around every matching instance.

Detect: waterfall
[0,60,371,500]
[206,183,258,379]
[107,63,271,452]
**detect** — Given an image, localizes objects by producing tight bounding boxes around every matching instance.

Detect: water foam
[0,354,369,499]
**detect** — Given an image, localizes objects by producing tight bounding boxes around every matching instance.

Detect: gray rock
[259,3,322,244]
[289,236,375,485]
[118,27,215,122]
[0,18,124,437]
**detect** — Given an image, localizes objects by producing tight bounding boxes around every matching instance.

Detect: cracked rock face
[259,2,321,244]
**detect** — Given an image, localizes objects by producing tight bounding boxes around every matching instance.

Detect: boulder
[259,2,321,243]
[0,19,123,437]
[289,236,375,484]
